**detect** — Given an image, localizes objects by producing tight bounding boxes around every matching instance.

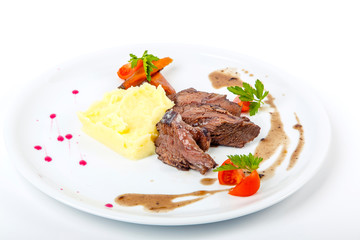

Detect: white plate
[4,43,331,226]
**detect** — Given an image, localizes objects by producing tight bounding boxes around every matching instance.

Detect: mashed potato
[77,83,174,160]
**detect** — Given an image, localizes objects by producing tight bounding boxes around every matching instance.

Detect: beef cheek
[173,104,261,148]
[155,109,216,174]
[168,88,242,116]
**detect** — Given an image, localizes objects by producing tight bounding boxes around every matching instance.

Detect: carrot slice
[149,72,176,96]
[117,60,143,80]
[119,57,173,89]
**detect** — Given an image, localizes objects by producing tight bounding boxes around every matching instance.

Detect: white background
[1,0,359,239]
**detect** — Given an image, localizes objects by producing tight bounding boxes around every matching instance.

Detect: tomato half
[233,96,250,112]
[117,60,143,80]
[228,170,260,197]
[218,159,245,185]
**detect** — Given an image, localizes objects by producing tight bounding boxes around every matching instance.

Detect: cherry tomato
[233,96,250,112]
[228,170,260,197]
[117,60,143,80]
[218,159,245,185]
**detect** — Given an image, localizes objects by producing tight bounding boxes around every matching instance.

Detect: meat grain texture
[155,110,216,174]
[156,88,261,174]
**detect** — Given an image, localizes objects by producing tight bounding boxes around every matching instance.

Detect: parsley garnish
[129,50,159,82]
[227,79,269,116]
[213,153,263,172]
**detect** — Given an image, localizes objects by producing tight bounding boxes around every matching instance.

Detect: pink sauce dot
[44,156,52,162]
[57,135,64,141]
[79,160,87,166]
[34,145,42,150]
[50,113,56,119]
[105,203,113,208]
[72,90,79,95]
[60,188,63,191]
[65,134,73,140]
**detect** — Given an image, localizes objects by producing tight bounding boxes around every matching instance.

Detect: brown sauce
[287,114,304,170]
[254,95,305,179]
[254,94,290,179]
[114,92,306,212]
[208,68,243,89]
[200,178,217,185]
[241,69,254,76]
[115,189,229,212]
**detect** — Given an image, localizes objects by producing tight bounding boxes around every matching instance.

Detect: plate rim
[3,43,331,226]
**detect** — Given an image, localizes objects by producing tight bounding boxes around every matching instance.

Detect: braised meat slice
[173,104,260,148]
[155,109,216,174]
[168,88,241,116]
[184,124,211,151]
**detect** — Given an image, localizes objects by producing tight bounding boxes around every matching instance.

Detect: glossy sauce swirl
[287,114,304,170]
[254,94,290,179]
[254,95,305,179]
[208,68,243,89]
[114,94,306,212]
[115,189,229,212]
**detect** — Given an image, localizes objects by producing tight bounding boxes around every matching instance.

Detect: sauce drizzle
[112,86,306,212]
[254,94,290,179]
[105,203,113,208]
[200,178,217,185]
[34,145,42,150]
[208,68,243,89]
[57,135,64,142]
[115,189,229,212]
[287,114,304,170]
[79,160,87,166]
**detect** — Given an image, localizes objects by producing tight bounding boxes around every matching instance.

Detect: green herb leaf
[254,79,264,99]
[128,50,159,81]
[227,79,268,116]
[242,82,255,96]
[213,153,263,173]
[212,163,239,172]
[227,86,254,102]
[239,94,254,102]
[227,86,247,96]
[249,102,260,116]
[262,90,269,101]
[129,53,140,68]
